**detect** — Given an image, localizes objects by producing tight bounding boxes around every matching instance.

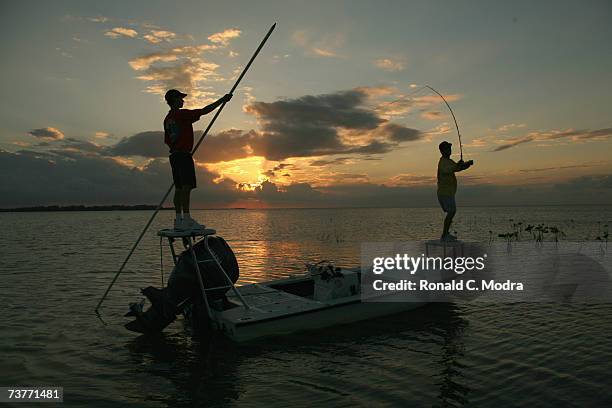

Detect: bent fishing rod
[424,85,463,161]
[95,23,276,315]
[389,84,464,161]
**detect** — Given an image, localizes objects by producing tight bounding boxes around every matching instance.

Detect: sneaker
[182,215,206,230]
[441,233,457,242]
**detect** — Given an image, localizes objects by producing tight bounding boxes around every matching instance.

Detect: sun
[203,156,270,190]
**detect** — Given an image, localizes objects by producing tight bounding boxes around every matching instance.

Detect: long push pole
[95,23,276,314]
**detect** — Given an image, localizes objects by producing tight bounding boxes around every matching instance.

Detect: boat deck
[220,283,324,323]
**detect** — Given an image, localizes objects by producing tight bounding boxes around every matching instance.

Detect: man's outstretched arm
[200,93,233,115]
[455,159,474,172]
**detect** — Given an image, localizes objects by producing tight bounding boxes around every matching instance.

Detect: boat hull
[211,280,427,342]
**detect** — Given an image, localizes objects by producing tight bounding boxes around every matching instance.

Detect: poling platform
[425,239,467,257]
[157,228,217,238]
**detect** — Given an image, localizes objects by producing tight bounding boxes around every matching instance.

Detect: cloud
[208,28,241,46]
[496,123,526,132]
[248,90,382,130]
[388,173,437,186]
[492,136,533,151]
[316,172,370,185]
[88,16,109,23]
[254,180,324,203]
[94,131,112,139]
[143,30,177,44]
[125,28,240,102]
[105,129,258,163]
[194,129,259,163]
[129,52,180,71]
[378,123,421,142]
[134,60,221,99]
[375,90,462,120]
[421,111,443,120]
[56,137,102,154]
[374,58,406,72]
[104,27,138,39]
[106,131,168,157]
[292,30,344,58]
[0,149,240,208]
[355,86,397,98]
[554,174,612,192]
[425,123,452,136]
[243,89,422,160]
[413,94,461,107]
[312,48,337,57]
[463,138,487,148]
[492,127,612,152]
[519,164,596,173]
[28,127,65,140]
[310,157,351,166]
[263,162,294,178]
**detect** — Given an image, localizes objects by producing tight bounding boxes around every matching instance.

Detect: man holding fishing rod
[437,140,473,241]
[164,89,232,230]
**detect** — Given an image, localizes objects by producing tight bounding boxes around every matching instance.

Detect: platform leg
[186,236,213,319]
[204,235,251,309]
[167,237,178,265]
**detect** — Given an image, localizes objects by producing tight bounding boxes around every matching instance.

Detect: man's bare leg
[181,187,191,215]
[442,211,456,237]
[173,187,182,216]
[180,187,204,228]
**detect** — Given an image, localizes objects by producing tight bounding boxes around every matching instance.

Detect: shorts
[169,151,196,188]
[437,194,456,213]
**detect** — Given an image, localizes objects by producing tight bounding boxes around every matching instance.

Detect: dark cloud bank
[106,88,423,162]
[2,148,611,208]
[3,89,612,207]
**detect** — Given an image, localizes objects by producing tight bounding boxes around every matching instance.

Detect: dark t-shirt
[163,109,203,153]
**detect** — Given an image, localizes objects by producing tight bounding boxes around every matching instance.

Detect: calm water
[1,207,612,407]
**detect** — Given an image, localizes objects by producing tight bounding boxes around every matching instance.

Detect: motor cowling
[169,235,239,300]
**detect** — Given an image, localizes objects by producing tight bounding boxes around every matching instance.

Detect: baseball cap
[164,89,187,103]
[439,141,452,150]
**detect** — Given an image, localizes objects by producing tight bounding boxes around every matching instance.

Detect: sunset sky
[1,0,611,208]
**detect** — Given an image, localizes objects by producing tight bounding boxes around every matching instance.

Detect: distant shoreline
[0,203,610,213]
[0,205,173,213]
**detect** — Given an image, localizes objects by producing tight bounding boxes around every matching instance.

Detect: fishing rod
[385,85,428,106]
[95,23,277,315]
[388,84,464,160]
[424,85,463,161]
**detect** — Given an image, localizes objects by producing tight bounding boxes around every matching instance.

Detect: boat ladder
[157,228,251,319]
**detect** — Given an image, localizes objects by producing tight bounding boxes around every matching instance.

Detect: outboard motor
[125,235,239,334]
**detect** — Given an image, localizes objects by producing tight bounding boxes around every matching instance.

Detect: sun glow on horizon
[204,156,270,190]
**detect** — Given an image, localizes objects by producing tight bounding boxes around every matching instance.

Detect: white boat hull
[209,271,428,342]
[215,297,425,342]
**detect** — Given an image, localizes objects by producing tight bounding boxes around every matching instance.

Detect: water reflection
[125,330,241,407]
[125,303,470,407]
[230,239,361,284]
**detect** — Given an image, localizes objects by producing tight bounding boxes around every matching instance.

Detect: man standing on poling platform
[163,89,232,230]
